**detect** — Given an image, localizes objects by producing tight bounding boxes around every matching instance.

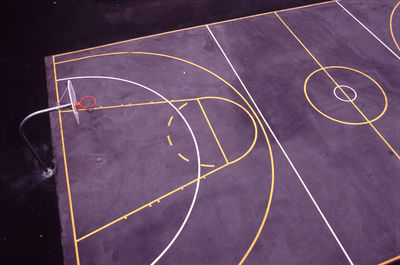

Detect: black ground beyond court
[45,0,399,264]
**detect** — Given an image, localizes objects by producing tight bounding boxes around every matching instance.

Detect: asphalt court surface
[45,0,400,264]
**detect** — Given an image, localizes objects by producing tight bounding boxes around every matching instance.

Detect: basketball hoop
[19,80,96,177]
[76,96,96,109]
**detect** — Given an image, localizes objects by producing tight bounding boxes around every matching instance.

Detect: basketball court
[45,0,400,264]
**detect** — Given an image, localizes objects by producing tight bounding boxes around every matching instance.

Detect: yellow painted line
[167,135,173,146]
[178,102,188,109]
[275,12,400,160]
[200,164,215,168]
[60,98,197,113]
[378,254,400,265]
[53,0,339,60]
[236,105,273,265]
[178,153,190,162]
[390,1,400,52]
[53,56,81,265]
[168,116,174,127]
[197,99,229,164]
[53,57,61,105]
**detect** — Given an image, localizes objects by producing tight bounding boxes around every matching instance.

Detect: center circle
[333,85,357,102]
[304,66,388,126]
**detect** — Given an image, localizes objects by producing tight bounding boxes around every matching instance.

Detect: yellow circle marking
[390,1,400,52]
[57,51,274,264]
[304,66,388,125]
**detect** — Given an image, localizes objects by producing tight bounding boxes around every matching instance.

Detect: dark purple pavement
[45,0,400,264]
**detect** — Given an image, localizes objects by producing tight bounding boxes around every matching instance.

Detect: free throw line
[197,99,230,164]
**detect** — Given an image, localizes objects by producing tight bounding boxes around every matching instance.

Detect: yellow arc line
[275,12,400,160]
[200,164,215,168]
[197,99,230,164]
[378,254,400,265]
[390,1,400,52]
[168,116,174,126]
[167,135,173,146]
[237,105,274,265]
[178,102,188,109]
[53,0,340,60]
[52,56,81,265]
[178,153,190,162]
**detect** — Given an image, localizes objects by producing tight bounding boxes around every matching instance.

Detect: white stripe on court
[336,1,400,61]
[57,76,201,264]
[206,25,354,265]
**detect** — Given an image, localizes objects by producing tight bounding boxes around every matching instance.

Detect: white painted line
[206,25,354,265]
[336,1,400,61]
[333,85,357,102]
[57,76,201,264]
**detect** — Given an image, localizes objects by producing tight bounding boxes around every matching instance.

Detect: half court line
[206,25,355,265]
[336,1,400,61]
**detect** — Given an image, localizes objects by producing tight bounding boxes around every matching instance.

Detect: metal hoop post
[19,103,71,177]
